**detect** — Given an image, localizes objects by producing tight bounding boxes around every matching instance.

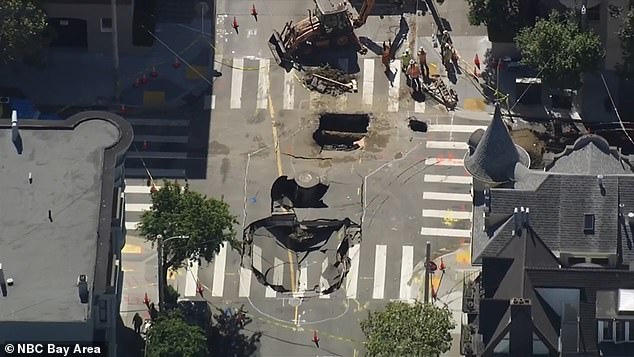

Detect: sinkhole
[313,113,370,151]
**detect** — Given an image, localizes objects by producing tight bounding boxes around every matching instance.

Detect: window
[591,258,609,266]
[616,321,626,342]
[629,321,634,341]
[603,320,614,341]
[569,257,586,266]
[101,18,112,32]
[584,214,595,234]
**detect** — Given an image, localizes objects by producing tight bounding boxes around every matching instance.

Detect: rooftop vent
[77,274,89,303]
[584,214,595,234]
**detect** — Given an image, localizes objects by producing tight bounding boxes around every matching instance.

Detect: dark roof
[547,135,632,175]
[0,112,132,322]
[471,134,634,265]
[464,103,530,183]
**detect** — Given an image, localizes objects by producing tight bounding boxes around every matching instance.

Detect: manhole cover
[289,297,302,307]
[298,172,313,183]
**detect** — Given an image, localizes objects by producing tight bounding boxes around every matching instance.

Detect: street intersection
[121,1,492,355]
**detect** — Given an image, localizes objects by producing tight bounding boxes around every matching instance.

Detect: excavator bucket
[268,31,293,72]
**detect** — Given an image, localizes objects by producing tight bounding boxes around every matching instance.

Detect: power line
[600,72,634,147]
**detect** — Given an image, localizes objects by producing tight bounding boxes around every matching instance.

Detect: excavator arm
[353,0,374,28]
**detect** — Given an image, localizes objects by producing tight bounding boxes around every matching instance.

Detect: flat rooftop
[0,112,132,322]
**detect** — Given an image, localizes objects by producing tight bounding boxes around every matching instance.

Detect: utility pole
[157,235,165,311]
[424,241,431,303]
[110,0,121,102]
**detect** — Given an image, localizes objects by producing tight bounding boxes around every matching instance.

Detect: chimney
[597,175,604,188]
[524,207,530,228]
[11,110,19,141]
[509,298,533,357]
[513,207,520,236]
[0,263,7,297]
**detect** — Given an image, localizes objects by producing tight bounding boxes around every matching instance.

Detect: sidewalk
[0,19,213,110]
[410,243,480,357]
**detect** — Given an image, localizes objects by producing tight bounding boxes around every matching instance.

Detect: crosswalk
[200,242,422,302]
[418,118,481,243]
[123,180,155,231]
[124,116,191,179]
[212,56,437,114]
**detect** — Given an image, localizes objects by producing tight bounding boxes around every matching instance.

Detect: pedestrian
[418,47,429,80]
[401,48,411,72]
[443,43,452,67]
[382,42,391,71]
[133,313,143,334]
[149,303,158,321]
[407,60,422,92]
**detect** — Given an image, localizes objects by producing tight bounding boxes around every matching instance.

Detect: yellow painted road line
[268,94,299,324]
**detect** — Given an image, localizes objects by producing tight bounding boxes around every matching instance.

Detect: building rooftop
[0,111,132,322]
[472,132,634,265]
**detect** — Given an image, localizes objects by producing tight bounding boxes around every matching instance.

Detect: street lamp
[156,234,190,311]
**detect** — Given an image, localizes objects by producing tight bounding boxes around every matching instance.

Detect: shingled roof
[471,135,634,265]
[464,103,530,183]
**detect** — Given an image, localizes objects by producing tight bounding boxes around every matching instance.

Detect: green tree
[0,0,48,63]
[618,9,634,77]
[146,313,208,357]
[138,181,239,297]
[466,0,522,42]
[515,11,604,88]
[360,301,455,357]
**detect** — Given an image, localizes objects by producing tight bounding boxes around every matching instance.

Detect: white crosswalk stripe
[425,158,464,166]
[231,57,244,109]
[428,124,487,133]
[423,192,472,202]
[423,209,472,220]
[421,227,472,238]
[373,245,387,299]
[426,141,468,150]
[257,58,270,109]
[362,58,374,108]
[415,101,425,113]
[345,244,360,299]
[388,60,401,112]
[399,246,414,301]
[424,175,472,184]
[283,71,295,110]
[212,243,227,297]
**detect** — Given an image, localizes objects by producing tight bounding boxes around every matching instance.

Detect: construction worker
[382,41,391,71]
[407,60,422,93]
[401,48,411,72]
[418,47,429,80]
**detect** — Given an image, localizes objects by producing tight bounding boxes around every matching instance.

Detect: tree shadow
[207,305,261,357]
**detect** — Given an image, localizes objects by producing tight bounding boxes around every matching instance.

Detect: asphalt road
[191,1,492,356]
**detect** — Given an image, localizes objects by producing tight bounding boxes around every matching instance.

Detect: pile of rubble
[303,66,358,96]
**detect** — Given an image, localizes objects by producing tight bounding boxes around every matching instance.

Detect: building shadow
[117,316,146,357]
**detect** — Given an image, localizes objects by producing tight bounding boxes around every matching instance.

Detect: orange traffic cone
[440,257,445,271]
[474,53,481,70]
[120,104,126,116]
[312,330,320,348]
[251,4,258,21]
[142,140,149,150]
[232,17,239,34]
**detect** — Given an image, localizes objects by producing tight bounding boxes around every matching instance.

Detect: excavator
[268,0,374,71]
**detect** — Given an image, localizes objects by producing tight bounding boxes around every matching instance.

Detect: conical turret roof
[464,104,530,183]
